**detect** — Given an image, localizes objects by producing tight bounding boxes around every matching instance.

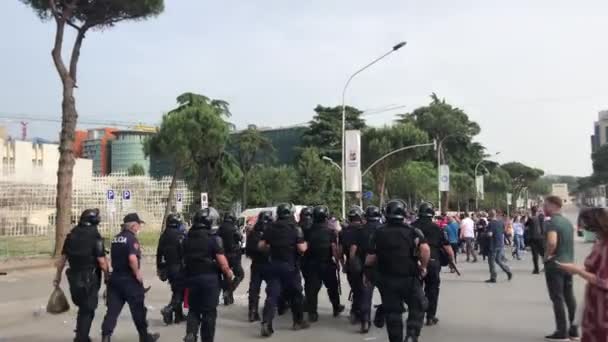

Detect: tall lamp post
[436,134,464,214]
[341,41,407,219]
[322,156,342,172]
[474,152,501,211]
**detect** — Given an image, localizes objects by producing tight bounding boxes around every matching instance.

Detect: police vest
[376,224,418,277]
[305,224,333,264]
[159,228,184,267]
[355,226,374,262]
[65,225,102,270]
[246,226,269,264]
[219,223,241,253]
[413,219,442,260]
[268,220,297,263]
[183,229,217,276]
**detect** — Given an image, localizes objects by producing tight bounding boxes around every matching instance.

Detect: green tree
[387,161,436,208]
[231,125,274,209]
[296,147,340,214]
[501,162,544,205]
[451,172,474,211]
[302,105,366,160]
[127,163,146,176]
[20,0,164,256]
[483,167,512,210]
[362,123,429,206]
[247,165,297,207]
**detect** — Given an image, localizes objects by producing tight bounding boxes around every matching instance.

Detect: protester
[512,216,525,260]
[445,216,460,264]
[557,207,608,342]
[485,210,512,283]
[459,213,477,263]
[475,213,490,261]
[526,206,545,274]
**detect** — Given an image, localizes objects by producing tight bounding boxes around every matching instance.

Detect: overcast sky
[1,0,606,176]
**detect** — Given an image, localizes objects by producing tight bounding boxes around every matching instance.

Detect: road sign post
[122,190,132,210]
[106,189,116,213]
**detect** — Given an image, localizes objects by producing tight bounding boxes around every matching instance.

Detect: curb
[0,258,55,273]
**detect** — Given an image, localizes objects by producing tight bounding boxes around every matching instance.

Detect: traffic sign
[201,192,208,209]
[107,190,115,201]
[106,189,116,213]
[122,190,131,201]
[363,191,373,200]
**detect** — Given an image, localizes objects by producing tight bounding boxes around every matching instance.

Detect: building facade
[82,128,117,175]
[551,183,570,205]
[110,128,155,175]
[591,110,608,153]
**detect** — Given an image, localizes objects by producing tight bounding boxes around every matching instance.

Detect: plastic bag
[46,286,70,314]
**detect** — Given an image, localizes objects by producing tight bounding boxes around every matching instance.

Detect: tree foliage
[127,163,145,176]
[296,147,341,214]
[247,165,297,207]
[387,161,436,208]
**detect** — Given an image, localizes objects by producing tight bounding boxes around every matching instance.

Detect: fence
[0,174,193,259]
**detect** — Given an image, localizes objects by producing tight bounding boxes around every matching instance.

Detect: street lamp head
[392,41,407,51]
[322,156,333,162]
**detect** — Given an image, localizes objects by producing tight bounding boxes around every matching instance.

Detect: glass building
[110,130,155,175]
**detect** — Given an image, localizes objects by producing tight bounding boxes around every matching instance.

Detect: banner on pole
[176,192,184,212]
[344,130,362,192]
[507,193,513,205]
[201,192,208,209]
[475,175,484,200]
[438,164,450,192]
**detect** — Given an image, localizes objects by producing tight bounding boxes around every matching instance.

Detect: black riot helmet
[192,207,220,230]
[79,208,101,226]
[258,210,273,224]
[418,202,435,218]
[385,199,407,222]
[166,213,181,229]
[312,205,329,223]
[223,212,237,223]
[276,203,294,220]
[348,206,364,223]
[365,206,382,222]
[299,206,313,222]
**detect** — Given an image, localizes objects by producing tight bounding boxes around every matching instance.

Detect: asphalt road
[0,206,590,342]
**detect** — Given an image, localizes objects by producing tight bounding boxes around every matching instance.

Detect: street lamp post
[341,41,407,219]
[474,152,501,211]
[322,156,342,172]
[361,142,436,178]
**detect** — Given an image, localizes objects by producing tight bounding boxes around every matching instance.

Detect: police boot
[101,336,111,342]
[307,312,319,323]
[183,333,197,342]
[248,304,261,322]
[174,308,186,324]
[261,322,274,337]
[292,320,310,331]
[161,305,174,325]
[332,304,345,317]
[349,310,359,325]
[404,335,418,342]
[140,332,160,342]
[360,320,371,334]
[426,317,439,326]
[373,305,385,328]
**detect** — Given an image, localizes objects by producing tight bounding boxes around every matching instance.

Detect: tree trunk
[162,167,179,231]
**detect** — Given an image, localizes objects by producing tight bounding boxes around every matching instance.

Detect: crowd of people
[52,195,608,342]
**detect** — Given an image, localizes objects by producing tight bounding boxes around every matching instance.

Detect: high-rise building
[591,110,608,153]
[110,127,155,175]
[82,128,117,175]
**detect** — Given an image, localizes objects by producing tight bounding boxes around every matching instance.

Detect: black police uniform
[302,220,343,321]
[62,216,105,342]
[183,219,225,342]
[350,219,376,329]
[157,215,187,324]
[260,214,308,335]
[339,222,356,290]
[369,213,427,342]
[411,216,449,325]
[101,220,158,342]
[246,212,272,322]
[217,217,244,305]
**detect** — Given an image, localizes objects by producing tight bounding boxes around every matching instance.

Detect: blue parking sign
[107,190,115,201]
[122,190,131,201]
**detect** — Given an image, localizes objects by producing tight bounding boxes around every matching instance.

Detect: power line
[0,113,154,128]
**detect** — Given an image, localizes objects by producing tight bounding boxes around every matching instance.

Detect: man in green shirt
[543,196,578,342]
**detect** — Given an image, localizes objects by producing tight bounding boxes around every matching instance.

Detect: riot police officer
[411,202,455,327]
[217,213,244,306]
[343,206,364,325]
[348,206,381,333]
[54,208,109,342]
[157,213,187,325]
[101,213,159,342]
[302,205,344,322]
[246,210,273,322]
[183,208,235,342]
[364,200,431,342]
[258,203,309,337]
[299,206,314,240]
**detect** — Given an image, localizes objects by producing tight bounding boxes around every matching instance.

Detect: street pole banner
[438,164,450,192]
[345,130,362,192]
[475,175,484,200]
[201,192,209,209]
[176,192,183,213]
[507,193,512,206]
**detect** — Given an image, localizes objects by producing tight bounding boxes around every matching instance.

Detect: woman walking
[557,208,608,342]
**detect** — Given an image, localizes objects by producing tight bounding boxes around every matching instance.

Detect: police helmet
[258,210,273,224]
[276,203,294,220]
[385,199,407,222]
[299,206,313,222]
[365,206,382,222]
[192,207,220,230]
[347,206,364,222]
[79,208,100,226]
[418,202,435,218]
[223,212,237,223]
[166,213,181,229]
[312,205,329,223]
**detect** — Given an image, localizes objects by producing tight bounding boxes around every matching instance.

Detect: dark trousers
[66,268,101,342]
[248,262,267,310]
[423,260,441,319]
[488,249,511,280]
[166,269,185,315]
[530,238,545,273]
[378,275,426,342]
[224,253,244,293]
[303,262,341,314]
[101,274,148,338]
[450,243,459,264]
[350,271,373,322]
[186,273,221,342]
[545,269,577,335]
[262,261,305,325]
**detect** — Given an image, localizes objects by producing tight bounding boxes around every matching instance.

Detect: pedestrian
[445,216,460,264]
[246,210,273,322]
[542,196,578,341]
[258,203,309,337]
[557,207,608,342]
[412,202,456,327]
[512,216,525,260]
[364,199,431,342]
[217,213,244,306]
[54,209,109,342]
[182,208,236,342]
[475,213,490,261]
[505,216,514,248]
[526,206,545,274]
[101,213,159,342]
[460,212,478,262]
[348,205,382,333]
[342,206,364,325]
[485,210,513,283]
[157,213,187,325]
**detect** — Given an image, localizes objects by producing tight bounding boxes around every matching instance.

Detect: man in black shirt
[526,206,545,274]
[217,213,244,306]
[246,211,272,322]
[157,213,186,325]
